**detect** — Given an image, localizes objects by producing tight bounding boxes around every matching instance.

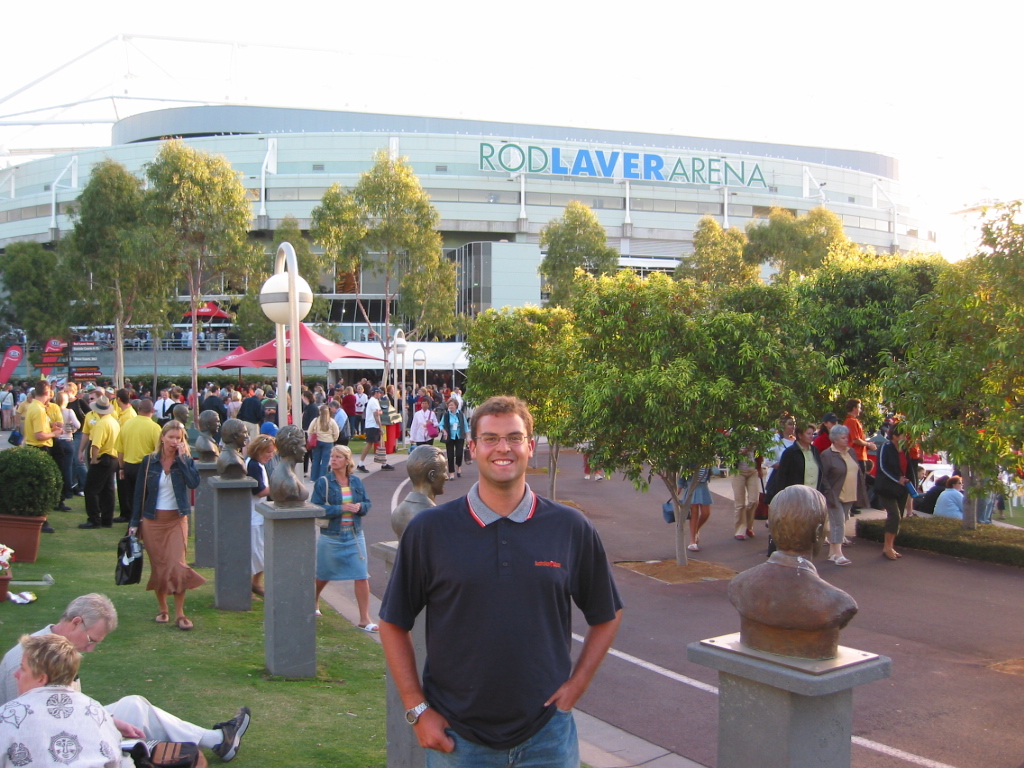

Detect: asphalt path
[356,446,1024,768]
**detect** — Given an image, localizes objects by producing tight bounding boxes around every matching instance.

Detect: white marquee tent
[327,341,468,374]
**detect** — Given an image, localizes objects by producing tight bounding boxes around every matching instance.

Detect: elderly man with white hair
[0,594,251,762]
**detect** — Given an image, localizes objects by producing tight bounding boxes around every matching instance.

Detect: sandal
[154,612,170,624]
[687,543,700,552]
[358,623,379,633]
[882,550,898,561]
[175,616,194,631]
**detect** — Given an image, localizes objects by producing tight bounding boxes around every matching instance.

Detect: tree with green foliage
[235,215,333,348]
[64,159,170,388]
[675,215,758,285]
[883,203,1024,530]
[572,271,814,564]
[145,140,261,410]
[465,306,579,498]
[539,201,618,307]
[311,149,454,383]
[0,241,72,358]
[745,206,859,280]
[796,251,949,407]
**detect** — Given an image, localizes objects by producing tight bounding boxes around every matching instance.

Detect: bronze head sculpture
[727,485,858,660]
[195,409,221,462]
[391,445,448,538]
[270,424,309,506]
[216,418,248,479]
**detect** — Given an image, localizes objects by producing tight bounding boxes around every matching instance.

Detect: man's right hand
[413,708,455,753]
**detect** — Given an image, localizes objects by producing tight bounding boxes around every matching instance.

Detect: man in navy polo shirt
[380,396,623,767]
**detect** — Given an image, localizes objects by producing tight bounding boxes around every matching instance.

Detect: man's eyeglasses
[474,433,529,447]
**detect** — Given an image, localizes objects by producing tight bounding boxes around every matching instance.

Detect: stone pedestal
[687,634,892,768]
[257,501,322,678]
[372,541,425,768]
[193,462,218,568]
[210,476,257,612]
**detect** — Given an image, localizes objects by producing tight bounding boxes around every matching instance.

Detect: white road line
[390,477,410,512]
[572,634,962,768]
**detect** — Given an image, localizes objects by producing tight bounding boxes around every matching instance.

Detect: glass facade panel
[728,204,753,217]
[525,192,550,206]
[267,187,298,201]
[697,202,723,215]
[425,188,459,202]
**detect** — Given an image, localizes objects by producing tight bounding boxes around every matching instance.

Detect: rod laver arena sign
[480,143,768,187]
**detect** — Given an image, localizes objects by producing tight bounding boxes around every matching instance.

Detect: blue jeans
[310,442,333,484]
[426,709,578,768]
[71,432,88,490]
[978,494,996,524]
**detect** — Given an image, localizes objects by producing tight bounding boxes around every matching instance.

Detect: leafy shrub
[856,516,1024,568]
[0,447,62,516]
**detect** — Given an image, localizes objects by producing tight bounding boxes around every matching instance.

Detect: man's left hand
[544,679,586,712]
[114,717,145,739]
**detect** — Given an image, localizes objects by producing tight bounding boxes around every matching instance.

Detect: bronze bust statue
[196,410,221,463]
[728,485,858,660]
[391,446,448,537]
[270,425,309,507]
[216,418,249,479]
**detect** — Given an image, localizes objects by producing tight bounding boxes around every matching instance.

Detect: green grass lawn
[996,499,1024,528]
[0,497,386,767]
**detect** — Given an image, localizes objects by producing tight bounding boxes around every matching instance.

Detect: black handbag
[115,534,144,586]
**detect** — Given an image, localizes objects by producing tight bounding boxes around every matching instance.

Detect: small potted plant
[0,543,13,601]
[0,446,62,563]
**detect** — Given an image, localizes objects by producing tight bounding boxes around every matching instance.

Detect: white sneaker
[583,475,590,480]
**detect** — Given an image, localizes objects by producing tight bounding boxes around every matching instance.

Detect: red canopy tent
[199,346,272,370]
[224,324,383,367]
[183,301,232,320]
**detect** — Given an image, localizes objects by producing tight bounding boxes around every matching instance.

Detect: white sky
[3,0,1021,259]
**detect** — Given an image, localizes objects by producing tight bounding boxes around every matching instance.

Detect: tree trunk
[962,465,979,531]
[663,471,699,565]
[112,321,125,390]
[547,440,560,500]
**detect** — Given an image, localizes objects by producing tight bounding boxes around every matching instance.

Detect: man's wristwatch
[405,702,430,725]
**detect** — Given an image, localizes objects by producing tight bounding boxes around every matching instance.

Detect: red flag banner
[39,338,67,377]
[0,346,23,384]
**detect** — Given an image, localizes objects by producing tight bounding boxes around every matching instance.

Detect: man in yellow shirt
[116,388,137,426]
[80,396,120,529]
[113,399,161,525]
[21,380,66,529]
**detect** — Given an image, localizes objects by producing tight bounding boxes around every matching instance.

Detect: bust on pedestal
[391,445,448,538]
[257,423,320,677]
[688,485,891,768]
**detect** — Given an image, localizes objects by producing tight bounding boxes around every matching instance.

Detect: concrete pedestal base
[257,501,322,678]
[193,462,217,568]
[688,634,892,768]
[372,541,425,768]
[210,476,257,611]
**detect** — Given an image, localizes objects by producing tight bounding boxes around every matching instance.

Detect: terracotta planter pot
[0,515,46,564]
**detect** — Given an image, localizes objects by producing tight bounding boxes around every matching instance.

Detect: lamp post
[394,329,407,447]
[259,242,312,430]
[412,348,427,396]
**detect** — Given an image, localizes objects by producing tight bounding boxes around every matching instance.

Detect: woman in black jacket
[874,422,911,560]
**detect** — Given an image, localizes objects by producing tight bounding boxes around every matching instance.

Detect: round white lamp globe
[259,271,313,325]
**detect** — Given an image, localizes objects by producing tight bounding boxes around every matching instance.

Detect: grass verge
[0,497,386,768]
[856,515,1024,568]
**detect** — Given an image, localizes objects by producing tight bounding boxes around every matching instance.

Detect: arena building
[0,105,937,328]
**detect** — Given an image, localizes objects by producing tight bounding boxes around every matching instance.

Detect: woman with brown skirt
[129,420,204,630]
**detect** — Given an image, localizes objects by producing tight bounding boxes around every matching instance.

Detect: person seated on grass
[914,475,948,515]
[933,476,965,520]
[0,633,128,768]
[0,594,251,762]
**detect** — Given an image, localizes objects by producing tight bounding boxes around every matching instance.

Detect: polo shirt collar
[467,482,537,526]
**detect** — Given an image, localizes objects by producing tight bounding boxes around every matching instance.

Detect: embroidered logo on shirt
[534,561,562,568]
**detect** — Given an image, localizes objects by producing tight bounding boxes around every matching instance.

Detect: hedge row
[856,516,1024,569]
